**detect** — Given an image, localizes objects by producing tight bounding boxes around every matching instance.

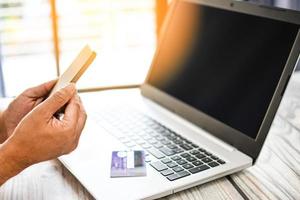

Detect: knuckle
[74,101,81,109]
[23,86,35,94]
[80,105,87,118]
[53,90,67,104]
[22,88,31,95]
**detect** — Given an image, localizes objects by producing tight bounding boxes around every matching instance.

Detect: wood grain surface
[230,73,300,200]
[0,73,299,200]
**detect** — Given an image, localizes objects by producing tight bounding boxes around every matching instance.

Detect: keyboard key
[202,157,213,163]
[161,169,174,176]
[167,135,177,140]
[153,143,163,149]
[171,155,181,161]
[167,144,177,149]
[166,170,190,181]
[150,133,159,138]
[141,143,152,149]
[137,129,145,137]
[135,139,146,145]
[148,148,165,159]
[150,124,159,129]
[160,147,176,156]
[145,156,152,163]
[173,166,184,172]
[205,151,212,156]
[182,163,194,169]
[167,162,178,168]
[166,173,180,181]
[211,155,219,160]
[150,161,167,171]
[183,139,192,144]
[208,162,219,167]
[189,165,210,174]
[141,135,152,140]
[180,153,191,158]
[119,137,131,143]
[173,139,184,145]
[161,158,172,164]
[217,159,226,164]
[198,148,206,152]
[190,150,200,155]
[161,140,171,145]
[160,130,170,136]
[125,141,137,148]
[192,160,203,166]
[186,156,196,162]
[130,135,140,140]
[155,135,164,141]
[173,148,184,154]
[154,126,164,132]
[177,170,190,178]
[195,153,206,159]
[176,159,187,165]
[191,143,199,148]
[148,139,158,145]
[180,144,193,150]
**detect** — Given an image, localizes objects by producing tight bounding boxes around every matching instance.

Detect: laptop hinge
[204,132,237,152]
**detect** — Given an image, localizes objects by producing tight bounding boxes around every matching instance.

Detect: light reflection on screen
[148,2,299,138]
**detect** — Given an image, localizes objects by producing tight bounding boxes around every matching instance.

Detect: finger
[74,97,87,141]
[37,83,76,117]
[77,95,86,116]
[63,94,80,128]
[23,79,57,98]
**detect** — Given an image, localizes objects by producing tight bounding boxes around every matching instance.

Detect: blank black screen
[148,2,299,139]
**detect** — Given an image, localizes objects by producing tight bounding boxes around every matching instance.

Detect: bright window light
[0,0,156,97]
[0,0,56,97]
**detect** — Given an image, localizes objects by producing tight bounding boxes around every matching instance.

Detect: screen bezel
[141,0,300,161]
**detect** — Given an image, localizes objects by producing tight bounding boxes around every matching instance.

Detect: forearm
[0,111,7,143]
[0,141,26,185]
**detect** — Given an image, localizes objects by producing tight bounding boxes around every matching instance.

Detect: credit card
[110,150,147,177]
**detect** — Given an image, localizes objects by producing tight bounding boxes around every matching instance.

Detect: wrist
[0,140,29,185]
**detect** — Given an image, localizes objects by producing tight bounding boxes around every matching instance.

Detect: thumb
[22,79,57,98]
[38,83,76,117]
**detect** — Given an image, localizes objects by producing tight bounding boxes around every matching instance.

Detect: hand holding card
[48,45,96,117]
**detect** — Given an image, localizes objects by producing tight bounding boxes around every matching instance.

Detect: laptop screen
[147,2,299,139]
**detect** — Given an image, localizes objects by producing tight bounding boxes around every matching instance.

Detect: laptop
[59,0,300,199]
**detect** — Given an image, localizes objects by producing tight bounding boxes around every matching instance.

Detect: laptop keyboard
[92,106,226,181]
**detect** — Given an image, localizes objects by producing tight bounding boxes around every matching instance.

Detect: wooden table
[1,73,300,200]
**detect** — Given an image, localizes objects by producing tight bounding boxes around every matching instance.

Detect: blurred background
[0,0,299,97]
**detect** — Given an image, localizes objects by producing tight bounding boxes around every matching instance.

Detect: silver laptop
[59,0,300,199]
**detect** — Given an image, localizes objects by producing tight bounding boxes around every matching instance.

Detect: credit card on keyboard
[110,150,147,177]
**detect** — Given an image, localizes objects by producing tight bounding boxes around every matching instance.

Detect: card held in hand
[110,150,147,178]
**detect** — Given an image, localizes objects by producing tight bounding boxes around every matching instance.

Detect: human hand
[1,80,57,139]
[3,83,87,170]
